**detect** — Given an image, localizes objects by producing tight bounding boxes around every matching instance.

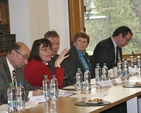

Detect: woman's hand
[55,48,69,67]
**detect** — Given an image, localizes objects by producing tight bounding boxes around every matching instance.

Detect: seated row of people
[24,31,94,88]
[0,26,133,108]
[0,30,93,105]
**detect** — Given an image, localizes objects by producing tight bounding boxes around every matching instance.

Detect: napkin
[129,66,139,75]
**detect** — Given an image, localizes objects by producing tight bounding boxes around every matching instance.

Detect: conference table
[24,74,141,113]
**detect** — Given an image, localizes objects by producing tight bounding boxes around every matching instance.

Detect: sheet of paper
[62,85,76,90]
[0,104,7,113]
[29,95,46,103]
[129,66,139,75]
[114,77,122,84]
[99,80,113,87]
[25,101,38,109]
[59,89,76,97]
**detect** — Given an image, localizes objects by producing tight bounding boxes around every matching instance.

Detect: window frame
[68,0,85,46]
[68,0,132,59]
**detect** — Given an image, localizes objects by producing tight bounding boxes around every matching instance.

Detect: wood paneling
[68,0,84,46]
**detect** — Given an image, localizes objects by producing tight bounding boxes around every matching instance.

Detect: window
[85,0,141,55]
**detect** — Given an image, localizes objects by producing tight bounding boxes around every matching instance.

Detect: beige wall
[8,0,70,52]
[28,0,49,44]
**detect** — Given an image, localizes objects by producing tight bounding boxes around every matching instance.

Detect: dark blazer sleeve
[16,69,38,99]
[0,65,10,104]
[65,52,77,85]
[85,53,94,78]
[65,46,94,85]
[92,38,115,71]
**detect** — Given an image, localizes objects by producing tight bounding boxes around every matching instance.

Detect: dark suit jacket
[92,37,122,71]
[0,57,37,105]
[48,54,71,87]
[65,46,94,85]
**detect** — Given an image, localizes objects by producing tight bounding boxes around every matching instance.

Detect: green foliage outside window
[85,0,141,55]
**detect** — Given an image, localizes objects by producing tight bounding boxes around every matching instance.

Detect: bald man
[0,42,43,105]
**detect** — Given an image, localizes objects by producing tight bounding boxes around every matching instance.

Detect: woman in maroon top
[24,38,68,89]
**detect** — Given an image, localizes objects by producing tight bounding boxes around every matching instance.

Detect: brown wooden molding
[68,0,84,47]
[0,52,7,56]
[122,53,141,60]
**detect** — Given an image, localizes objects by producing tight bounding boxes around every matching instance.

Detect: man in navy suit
[92,26,133,71]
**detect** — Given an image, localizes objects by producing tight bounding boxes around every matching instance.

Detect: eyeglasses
[15,50,29,59]
[39,47,52,52]
[124,36,131,42]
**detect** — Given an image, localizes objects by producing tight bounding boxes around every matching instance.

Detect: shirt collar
[111,37,117,48]
[6,57,15,80]
[6,57,15,73]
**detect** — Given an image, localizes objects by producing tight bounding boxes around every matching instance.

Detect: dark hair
[44,30,59,39]
[112,26,133,38]
[29,38,52,61]
[7,43,21,54]
[74,31,90,44]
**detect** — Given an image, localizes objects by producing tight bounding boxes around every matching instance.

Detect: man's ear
[11,49,16,57]
[73,42,75,46]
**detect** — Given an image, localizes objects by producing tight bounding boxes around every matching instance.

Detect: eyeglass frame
[14,49,29,59]
[124,36,131,42]
[39,47,53,52]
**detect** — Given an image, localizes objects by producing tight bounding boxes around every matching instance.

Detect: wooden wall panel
[68,0,84,46]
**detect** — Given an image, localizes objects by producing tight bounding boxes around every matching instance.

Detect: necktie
[12,70,17,88]
[116,46,119,64]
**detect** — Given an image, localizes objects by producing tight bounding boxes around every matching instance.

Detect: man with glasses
[91,26,133,113]
[92,26,133,71]
[0,42,43,105]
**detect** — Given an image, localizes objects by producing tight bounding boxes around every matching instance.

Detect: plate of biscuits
[134,81,141,87]
[85,98,102,104]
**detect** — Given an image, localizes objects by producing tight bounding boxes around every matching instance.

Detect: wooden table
[24,74,141,113]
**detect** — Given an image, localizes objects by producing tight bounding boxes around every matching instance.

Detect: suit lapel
[84,55,94,77]
[119,48,122,60]
[2,57,12,83]
[109,38,115,59]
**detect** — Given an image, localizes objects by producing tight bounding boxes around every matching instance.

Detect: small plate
[134,82,141,87]
[134,84,141,87]
[85,98,102,104]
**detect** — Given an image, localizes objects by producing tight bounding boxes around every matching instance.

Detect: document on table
[62,85,76,90]
[0,104,7,113]
[59,89,76,97]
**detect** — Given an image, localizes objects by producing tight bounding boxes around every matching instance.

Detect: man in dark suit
[0,42,43,105]
[91,26,133,113]
[92,26,133,71]
[44,30,70,87]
